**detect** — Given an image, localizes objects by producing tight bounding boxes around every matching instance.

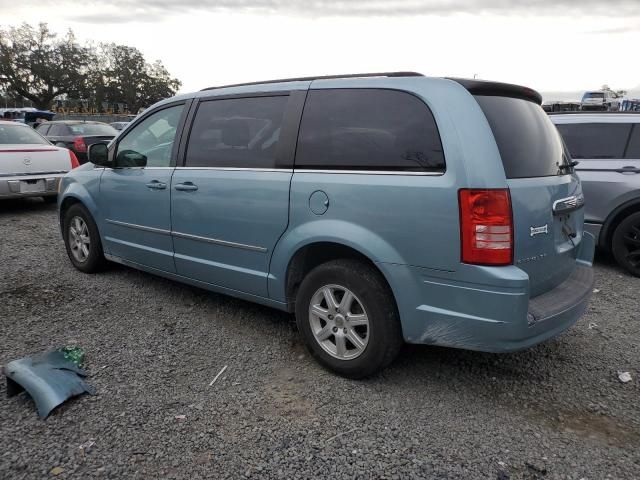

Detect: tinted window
[583,92,604,100]
[48,124,68,136]
[0,124,50,145]
[186,96,287,168]
[36,124,50,135]
[68,123,117,136]
[296,89,445,172]
[555,123,631,159]
[624,125,640,159]
[116,104,184,167]
[475,96,568,178]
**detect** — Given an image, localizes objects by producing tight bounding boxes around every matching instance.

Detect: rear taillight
[459,189,513,266]
[73,136,87,153]
[68,150,80,169]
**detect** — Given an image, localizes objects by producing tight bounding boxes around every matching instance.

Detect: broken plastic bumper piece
[3,350,96,418]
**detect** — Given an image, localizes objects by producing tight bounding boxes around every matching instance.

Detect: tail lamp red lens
[68,150,80,169]
[73,136,87,153]
[459,189,513,266]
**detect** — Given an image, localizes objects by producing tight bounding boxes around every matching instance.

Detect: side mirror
[115,150,147,168]
[88,143,110,167]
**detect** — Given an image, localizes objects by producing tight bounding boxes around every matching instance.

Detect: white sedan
[0,120,79,202]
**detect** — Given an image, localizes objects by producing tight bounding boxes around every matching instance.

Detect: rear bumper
[380,233,596,352]
[0,175,63,199]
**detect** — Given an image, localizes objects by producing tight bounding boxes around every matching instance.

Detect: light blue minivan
[58,72,595,377]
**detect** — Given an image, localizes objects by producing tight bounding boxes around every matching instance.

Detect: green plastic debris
[59,347,85,367]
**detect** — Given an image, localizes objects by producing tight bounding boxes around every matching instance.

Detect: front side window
[556,123,632,159]
[296,89,445,172]
[185,96,287,169]
[116,104,184,167]
[0,124,50,145]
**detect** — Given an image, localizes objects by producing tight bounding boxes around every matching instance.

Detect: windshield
[475,95,569,178]
[68,123,117,136]
[0,124,50,145]
[583,92,604,100]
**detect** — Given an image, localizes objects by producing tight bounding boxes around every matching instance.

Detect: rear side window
[626,125,640,159]
[68,123,117,136]
[48,124,68,136]
[295,89,445,172]
[186,96,287,169]
[475,96,567,178]
[555,123,632,159]
[36,124,50,135]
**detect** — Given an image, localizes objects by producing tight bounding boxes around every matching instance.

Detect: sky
[1,0,639,101]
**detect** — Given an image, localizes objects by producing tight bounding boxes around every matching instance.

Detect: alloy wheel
[622,222,640,270]
[69,216,90,263]
[308,284,369,360]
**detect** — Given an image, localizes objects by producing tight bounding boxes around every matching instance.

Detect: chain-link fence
[52,113,137,123]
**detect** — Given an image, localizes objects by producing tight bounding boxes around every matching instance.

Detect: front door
[100,103,187,272]
[171,93,300,297]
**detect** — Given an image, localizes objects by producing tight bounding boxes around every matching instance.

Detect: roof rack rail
[547,111,640,115]
[201,72,424,91]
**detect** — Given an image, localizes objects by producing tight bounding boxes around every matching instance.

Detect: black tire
[42,195,57,204]
[612,212,640,277]
[62,203,106,273]
[295,259,403,379]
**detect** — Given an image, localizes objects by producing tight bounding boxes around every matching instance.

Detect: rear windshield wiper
[558,160,579,173]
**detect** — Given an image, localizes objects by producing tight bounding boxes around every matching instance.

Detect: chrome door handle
[145,180,167,190]
[174,182,198,191]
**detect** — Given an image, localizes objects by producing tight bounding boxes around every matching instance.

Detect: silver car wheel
[69,216,90,263]
[309,284,369,360]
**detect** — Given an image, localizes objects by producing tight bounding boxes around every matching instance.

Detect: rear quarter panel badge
[530,224,549,237]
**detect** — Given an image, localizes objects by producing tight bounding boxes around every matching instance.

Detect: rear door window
[36,124,50,135]
[185,96,288,169]
[475,95,568,178]
[295,89,445,172]
[555,123,632,159]
[624,125,640,159]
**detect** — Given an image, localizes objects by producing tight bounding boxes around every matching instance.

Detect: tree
[0,23,92,110]
[92,44,181,112]
[0,23,182,112]
[601,84,627,98]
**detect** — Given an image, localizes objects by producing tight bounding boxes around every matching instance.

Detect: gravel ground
[0,198,639,480]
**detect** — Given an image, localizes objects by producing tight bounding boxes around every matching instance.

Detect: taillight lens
[73,136,87,153]
[459,189,513,266]
[68,150,80,169]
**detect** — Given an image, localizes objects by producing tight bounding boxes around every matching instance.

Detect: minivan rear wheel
[295,259,403,378]
[612,212,640,277]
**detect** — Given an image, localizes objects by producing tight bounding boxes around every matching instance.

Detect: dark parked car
[36,121,117,163]
[109,122,131,132]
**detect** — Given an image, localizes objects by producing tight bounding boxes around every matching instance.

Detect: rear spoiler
[448,78,543,105]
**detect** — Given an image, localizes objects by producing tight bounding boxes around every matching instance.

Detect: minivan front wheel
[63,203,106,273]
[612,212,640,277]
[295,259,403,378]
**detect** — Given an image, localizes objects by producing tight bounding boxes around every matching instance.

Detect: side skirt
[104,253,290,312]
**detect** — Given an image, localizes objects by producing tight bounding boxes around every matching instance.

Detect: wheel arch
[281,241,397,314]
[600,197,640,250]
